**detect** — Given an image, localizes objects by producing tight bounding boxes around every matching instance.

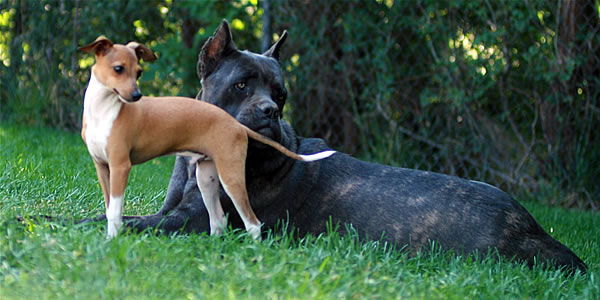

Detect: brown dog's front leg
[93,161,110,208]
[106,162,131,238]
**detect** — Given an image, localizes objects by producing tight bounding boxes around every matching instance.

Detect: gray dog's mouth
[250,120,281,142]
[237,113,280,141]
[255,126,275,138]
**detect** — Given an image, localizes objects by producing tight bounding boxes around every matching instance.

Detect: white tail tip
[299,150,336,162]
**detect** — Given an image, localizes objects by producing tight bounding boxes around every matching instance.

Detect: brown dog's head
[79,36,157,103]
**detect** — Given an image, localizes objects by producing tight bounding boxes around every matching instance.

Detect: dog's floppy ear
[126,42,158,62]
[262,30,287,61]
[198,20,238,78]
[79,36,113,56]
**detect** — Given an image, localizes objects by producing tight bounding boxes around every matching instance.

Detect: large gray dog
[105,21,585,272]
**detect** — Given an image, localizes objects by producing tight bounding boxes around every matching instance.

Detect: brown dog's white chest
[83,73,123,164]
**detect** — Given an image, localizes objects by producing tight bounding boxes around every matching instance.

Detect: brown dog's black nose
[131,90,142,101]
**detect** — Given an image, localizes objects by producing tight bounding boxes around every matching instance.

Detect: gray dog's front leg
[158,156,190,215]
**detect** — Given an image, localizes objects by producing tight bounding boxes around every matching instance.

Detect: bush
[271,0,600,209]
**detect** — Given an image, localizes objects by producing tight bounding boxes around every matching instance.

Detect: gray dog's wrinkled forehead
[207,50,284,84]
[242,50,281,69]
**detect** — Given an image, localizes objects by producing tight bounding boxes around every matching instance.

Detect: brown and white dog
[78,36,335,239]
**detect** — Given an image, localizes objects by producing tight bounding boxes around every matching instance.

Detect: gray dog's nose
[260,101,279,120]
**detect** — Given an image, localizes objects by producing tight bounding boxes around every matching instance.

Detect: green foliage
[0,0,262,127]
[272,0,600,209]
[141,0,264,98]
[0,124,599,298]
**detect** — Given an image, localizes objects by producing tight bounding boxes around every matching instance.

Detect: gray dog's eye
[234,82,246,90]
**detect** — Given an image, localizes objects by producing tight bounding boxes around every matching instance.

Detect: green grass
[1,124,599,299]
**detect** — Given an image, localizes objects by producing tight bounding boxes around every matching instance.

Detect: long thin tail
[244,126,335,161]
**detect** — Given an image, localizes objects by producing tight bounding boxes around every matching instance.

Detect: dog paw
[247,224,262,240]
[209,219,227,236]
[106,219,122,239]
[210,226,224,236]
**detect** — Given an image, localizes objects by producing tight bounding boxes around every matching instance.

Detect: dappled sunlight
[0,8,12,66]
[448,28,505,75]
[78,56,94,70]
[133,20,149,38]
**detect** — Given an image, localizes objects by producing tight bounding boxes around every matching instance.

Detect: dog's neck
[83,70,124,163]
[83,70,123,120]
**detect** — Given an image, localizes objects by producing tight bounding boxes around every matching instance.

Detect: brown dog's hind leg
[213,152,262,239]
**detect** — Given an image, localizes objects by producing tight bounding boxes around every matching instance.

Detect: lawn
[1,124,598,299]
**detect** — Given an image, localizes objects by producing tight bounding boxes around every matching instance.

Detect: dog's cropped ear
[126,42,158,62]
[79,36,113,56]
[262,30,287,61]
[198,20,238,78]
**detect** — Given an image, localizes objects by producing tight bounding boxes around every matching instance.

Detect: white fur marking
[299,150,336,162]
[83,73,122,163]
[246,223,262,239]
[106,195,124,238]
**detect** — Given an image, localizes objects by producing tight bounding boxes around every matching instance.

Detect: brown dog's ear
[262,30,287,61]
[79,36,113,55]
[126,42,158,62]
[198,20,238,78]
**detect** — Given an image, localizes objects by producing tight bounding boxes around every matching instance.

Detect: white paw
[210,219,226,236]
[106,219,122,239]
[210,225,224,236]
[247,224,262,240]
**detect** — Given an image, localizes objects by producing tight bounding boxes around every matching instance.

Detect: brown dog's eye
[234,82,246,90]
[114,66,124,74]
